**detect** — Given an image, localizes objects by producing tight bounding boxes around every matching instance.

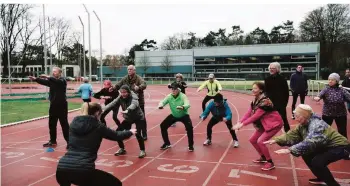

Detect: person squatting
[53,68,350,186]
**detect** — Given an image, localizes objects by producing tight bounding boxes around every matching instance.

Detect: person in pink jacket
[232,81,283,171]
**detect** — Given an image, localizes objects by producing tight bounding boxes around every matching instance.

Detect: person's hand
[109,87,115,92]
[232,122,243,130]
[28,76,36,80]
[305,90,308,96]
[339,85,343,88]
[263,140,276,145]
[134,84,139,91]
[129,129,137,135]
[314,97,321,102]
[197,89,200,92]
[274,149,291,154]
[200,116,205,121]
[176,106,184,110]
[223,118,227,122]
[121,110,129,114]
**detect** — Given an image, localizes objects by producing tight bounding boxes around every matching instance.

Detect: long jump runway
[1,85,350,186]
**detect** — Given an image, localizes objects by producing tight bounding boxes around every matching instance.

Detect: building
[0,65,81,77]
[100,42,320,80]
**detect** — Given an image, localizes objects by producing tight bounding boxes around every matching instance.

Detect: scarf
[250,95,275,130]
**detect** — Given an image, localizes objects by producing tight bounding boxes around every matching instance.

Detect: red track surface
[1,85,350,186]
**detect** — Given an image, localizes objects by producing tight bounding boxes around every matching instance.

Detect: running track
[1,85,350,186]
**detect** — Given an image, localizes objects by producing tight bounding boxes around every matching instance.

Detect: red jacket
[240,107,283,131]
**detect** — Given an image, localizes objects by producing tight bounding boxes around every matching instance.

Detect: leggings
[207,117,238,141]
[249,125,282,160]
[56,169,122,186]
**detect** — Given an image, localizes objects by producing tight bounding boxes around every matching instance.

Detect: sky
[28,3,324,56]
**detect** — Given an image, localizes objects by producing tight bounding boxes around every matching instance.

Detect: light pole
[83,4,92,80]
[6,7,11,94]
[43,4,48,97]
[93,10,103,87]
[48,16,53,72]
[78,16,86,77]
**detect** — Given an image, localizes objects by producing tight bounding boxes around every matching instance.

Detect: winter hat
[293,104,313,119]
[213,93,223,103]
[328,73,340,82]
[170,82,180,90]
[103,80,112,88]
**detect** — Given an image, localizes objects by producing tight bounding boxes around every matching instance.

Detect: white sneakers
[203,139,239,148]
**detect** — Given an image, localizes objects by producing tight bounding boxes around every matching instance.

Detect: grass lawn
[1,100,82,125]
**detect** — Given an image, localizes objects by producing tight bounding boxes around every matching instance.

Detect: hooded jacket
[57,115,132,171]
[102,89,144,121]
[200,99,232,121]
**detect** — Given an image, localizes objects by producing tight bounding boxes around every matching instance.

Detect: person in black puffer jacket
[264,62,290,132]
[56,102,135,186]
[94,80,121,126]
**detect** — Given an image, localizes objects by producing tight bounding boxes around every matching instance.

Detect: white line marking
[234,94,298,185]
[202,95,240,186]
[1,108,80,128]
[1,144,64,168]
[229,169,240,178]
[227,183,252,186]
[24,165,52,169]
[27,173,56,186]
[149,176,186,181]
[239,170,277,180]
[121,120,203,182]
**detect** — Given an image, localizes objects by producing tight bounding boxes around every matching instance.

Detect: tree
[104,54,124,73]
[136,53,150,77]
[299,4,350,69]
[0,4,34,76]
[161,52,172,73]
[128,39,157,64]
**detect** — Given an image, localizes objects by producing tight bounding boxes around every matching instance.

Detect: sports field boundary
[0,108,80,128]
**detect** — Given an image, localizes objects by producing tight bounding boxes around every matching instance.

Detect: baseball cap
[208,74,214,79]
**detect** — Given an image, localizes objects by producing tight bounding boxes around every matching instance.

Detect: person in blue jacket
[78,78,93,102]
[200,93,239,147]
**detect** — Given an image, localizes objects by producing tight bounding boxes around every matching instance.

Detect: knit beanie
[328,73,340,82]
[293,104,313,119]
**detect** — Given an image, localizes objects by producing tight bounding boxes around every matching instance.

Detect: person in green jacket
[264,104,350,186]
[158,82,194,152]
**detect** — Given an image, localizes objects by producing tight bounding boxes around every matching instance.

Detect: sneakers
[308,178,326,185]
[253,157,267,163]
[138,150,146,158]
[160,144,171,150]
[114,148,127,156]
[43,141,57,147]
[261,162,275,171]
[188,146,194,152]
[203,139,212,146]
[233,140,239,148]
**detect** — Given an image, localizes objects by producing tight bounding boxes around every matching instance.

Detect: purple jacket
[318,85,350,117]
